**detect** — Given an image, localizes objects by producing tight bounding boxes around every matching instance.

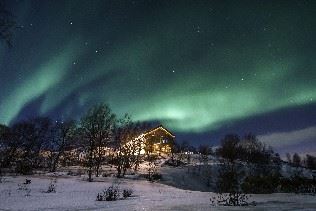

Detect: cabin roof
[142,125,175,138]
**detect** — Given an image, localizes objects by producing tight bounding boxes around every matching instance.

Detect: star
[195,25,201,33]
[0,0,315,154]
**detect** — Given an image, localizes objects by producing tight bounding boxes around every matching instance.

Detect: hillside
[1,175,316,211]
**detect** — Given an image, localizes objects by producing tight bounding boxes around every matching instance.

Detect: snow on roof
[142,125,175,138]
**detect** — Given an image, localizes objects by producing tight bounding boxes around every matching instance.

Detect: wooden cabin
[137,125,175,155]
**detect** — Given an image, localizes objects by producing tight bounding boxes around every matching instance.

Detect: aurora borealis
[1,0,315,155]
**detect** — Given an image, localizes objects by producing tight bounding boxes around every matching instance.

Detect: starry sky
[1,0,315,156]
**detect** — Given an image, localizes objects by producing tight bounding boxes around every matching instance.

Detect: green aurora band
[0,0,315,133]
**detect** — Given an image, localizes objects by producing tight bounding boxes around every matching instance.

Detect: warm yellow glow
[142,126,175,138]
[124,125,175,155]
[139,148,146,155]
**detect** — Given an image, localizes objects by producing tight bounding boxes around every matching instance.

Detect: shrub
[213,161,254,206]
[96,184,135,201]
[67,170,82,176]
[164,159,185,167]
[46,182,56,193]
[46,178,57,193]
[104,186,119,201]
[15,161,33,175]
[17,179,31,196]
[210,192,254,206]
[0,170,4,183]
[122,188,133,198]
[216,163,243,193]
[151,173,162,180]
[279,176,316,194]
[24,179,31,184]
[241,174,280,194]
[97,185,120,201]
[96,193,103,201]
[145,172,162,181]
[147,159,161,182]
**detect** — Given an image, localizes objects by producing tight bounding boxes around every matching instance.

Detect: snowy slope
[0,175,315,211]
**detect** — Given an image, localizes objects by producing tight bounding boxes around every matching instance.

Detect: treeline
[216,134,281,194]
[0,103,151,180]
[214,133,315,200]
[286,152,316,170]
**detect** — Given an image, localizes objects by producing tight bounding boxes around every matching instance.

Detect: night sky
[1,0,315,156]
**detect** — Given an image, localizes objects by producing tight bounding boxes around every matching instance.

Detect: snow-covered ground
[0,175,315,211]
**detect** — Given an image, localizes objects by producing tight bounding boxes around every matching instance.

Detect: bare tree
[147,154,159,181]
[80,104,116,181]
[286,153,292,164]
[178,141,189,162]
[304,154,316,170]
[169,140,180,164]
[217,134,241,163]
[48,120,76,172]
[292,153,301,167]
[0,124,16,167]
[214,134,250,205]
[2,117,51,174]
[113,115,147,177]
[29,117,52,168]
[198,144,211,164]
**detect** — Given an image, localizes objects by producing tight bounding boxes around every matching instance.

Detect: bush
[96,193,104,201]
[17,179,31,196]
[96,184,135,201]
[105,186,120,201]
[24,179,31,184]
[46,183,56,193]
[97,185,120,201]
[151,173,162,180]
[241,174,280,194]
[164,159,185,167]
[279,176,316,194]
[67,170,83,176]
[216,163,243,193]
[46,178,57,193]
[145,173,162,181]
[15,161,33,175]
[210,192,254,206]
[122,188,133,198]
[146,159,162,182]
